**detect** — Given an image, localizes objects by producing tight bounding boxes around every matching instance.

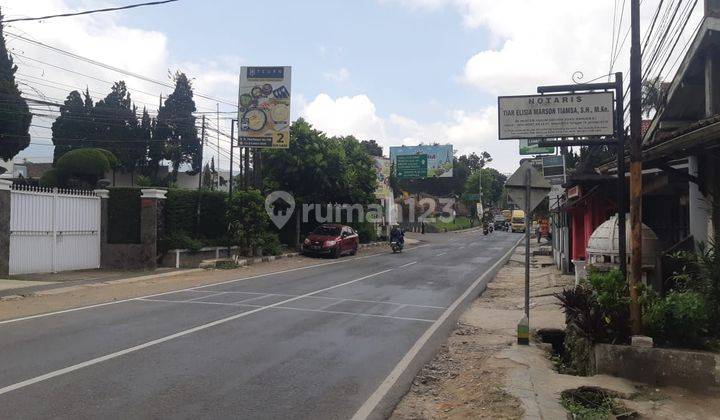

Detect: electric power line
[3,1,179,23]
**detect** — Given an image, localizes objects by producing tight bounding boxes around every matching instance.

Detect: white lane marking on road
[273,306,434,323]
[315,299,346,311]
[184,292,227,302]
[436,252,447,257]
[0,268,394,397]
[134,298,432,323]
[0,249,396,326]
[139,295,447,310]
[398,261,417,268]
[350,238,523,420]
[385,304,407,317]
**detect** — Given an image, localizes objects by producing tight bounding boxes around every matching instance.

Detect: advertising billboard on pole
[237,66,292,148]
[498,92,614,140]
[389,145,453,179]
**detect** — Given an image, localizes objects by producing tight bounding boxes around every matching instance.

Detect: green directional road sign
[462,193,481,200]
[396,154,428,179]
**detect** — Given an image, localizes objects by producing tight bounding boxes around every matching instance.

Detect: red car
[302,224,359,258]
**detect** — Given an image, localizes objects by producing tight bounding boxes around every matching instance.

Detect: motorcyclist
[390,226,404,245]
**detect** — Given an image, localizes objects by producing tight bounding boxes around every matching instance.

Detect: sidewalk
[391,241,720,419]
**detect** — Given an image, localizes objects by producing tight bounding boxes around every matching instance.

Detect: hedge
[108,187,141,244]
[164,189,229,242]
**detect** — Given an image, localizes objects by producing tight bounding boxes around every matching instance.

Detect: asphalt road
[0,230,521,420]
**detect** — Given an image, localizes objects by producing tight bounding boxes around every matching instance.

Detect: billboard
[237,66,292,148]
[519,139,555,156]
[498,92,614,140]
[389,145,453,179]
[373,156,392,198]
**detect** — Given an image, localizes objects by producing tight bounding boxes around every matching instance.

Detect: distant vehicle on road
[493,215,507,230]
[511,210,526,233]
[303,224,359,258]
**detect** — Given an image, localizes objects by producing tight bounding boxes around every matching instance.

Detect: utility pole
[216,103,221,189]
[615,72,627,280]
[196,115,206,236]
[229,119,236,197]
[244,147,250,188]
[628,0,643,335]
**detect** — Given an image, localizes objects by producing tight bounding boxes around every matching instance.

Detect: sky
[1,0,704,173]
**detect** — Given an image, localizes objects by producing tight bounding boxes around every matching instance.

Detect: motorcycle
[391,240,404,253]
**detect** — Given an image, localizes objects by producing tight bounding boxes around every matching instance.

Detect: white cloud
[387,0,703,96]
[301,93,520,172]
[301,93,387,140]
[323,67,350,83]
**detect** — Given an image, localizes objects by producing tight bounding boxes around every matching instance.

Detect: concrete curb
[352,237,523,420]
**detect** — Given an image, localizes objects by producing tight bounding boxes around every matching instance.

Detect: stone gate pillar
[0,179,11,277]
[140,189,167,269]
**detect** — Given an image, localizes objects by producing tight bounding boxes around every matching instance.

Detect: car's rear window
[314,226,341,236]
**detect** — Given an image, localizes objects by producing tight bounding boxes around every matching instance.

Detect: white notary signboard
[498,92,614,140]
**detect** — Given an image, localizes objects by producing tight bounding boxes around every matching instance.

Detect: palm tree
[642,77,663,118]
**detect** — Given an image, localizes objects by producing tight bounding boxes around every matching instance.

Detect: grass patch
[428,216,473,232]
[561,387,630,419]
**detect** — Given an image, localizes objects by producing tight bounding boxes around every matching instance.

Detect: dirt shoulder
[392,242,720,420]
[391,243,567,419]
[0,245,392,322]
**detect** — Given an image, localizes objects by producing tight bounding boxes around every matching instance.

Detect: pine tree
[156,72,198,181]
[138,107,158,179]
[0,11,31,161]
[52,91,89,162]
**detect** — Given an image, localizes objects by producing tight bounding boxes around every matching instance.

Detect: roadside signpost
[498,92,615,140]
[505,162,551,345]
[519,139,555,156]
[541,155,566,186]
[395,154,428,179]
[498,73,630,343]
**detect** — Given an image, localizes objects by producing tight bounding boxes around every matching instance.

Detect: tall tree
[137,107,154,177]
[464,167,507,207]
[360,139,383,157]
[0,12,31,161]
[92,81,143,182]
[156,72,199,181]
[52,90,92,162]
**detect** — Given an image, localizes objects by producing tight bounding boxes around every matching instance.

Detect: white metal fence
[9,185,101,275]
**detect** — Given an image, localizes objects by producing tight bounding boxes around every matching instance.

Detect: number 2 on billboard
[273,131,287,147]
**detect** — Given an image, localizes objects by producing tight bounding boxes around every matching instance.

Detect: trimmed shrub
[164,189,228,241]
[165,231,204,253]
[108,188,141,244]
[39,169,62,188]
[56,148,114,188]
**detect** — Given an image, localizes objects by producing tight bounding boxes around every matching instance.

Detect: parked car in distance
[302,224,359,258]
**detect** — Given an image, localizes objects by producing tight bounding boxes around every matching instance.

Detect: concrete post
[140,189,167,270]
[94,189,109,268]
[0,179,11,277]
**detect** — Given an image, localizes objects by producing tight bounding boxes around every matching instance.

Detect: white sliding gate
[9,185,101,275]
